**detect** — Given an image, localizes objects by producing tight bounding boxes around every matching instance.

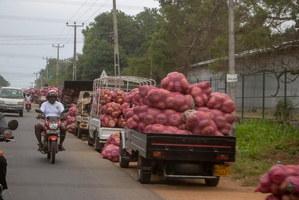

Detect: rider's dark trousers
[0,156,7,190]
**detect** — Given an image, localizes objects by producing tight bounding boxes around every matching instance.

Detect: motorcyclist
[0,113,15,197]
[34,90,67,151]
[24,93,31,102]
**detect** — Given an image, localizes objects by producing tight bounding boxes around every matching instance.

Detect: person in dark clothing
[0,156,7,191]
[0,113,15,199]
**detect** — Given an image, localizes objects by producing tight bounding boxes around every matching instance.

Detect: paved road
[1,107,163,200]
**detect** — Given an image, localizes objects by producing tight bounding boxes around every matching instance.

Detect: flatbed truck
[119,129,236,186]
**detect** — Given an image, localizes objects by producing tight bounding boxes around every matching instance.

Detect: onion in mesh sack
[207,92,236,113]
[144,124,191,135]
[161,71,190,94]
[185,110,223,136]
[188,81,212,107]
[144,88,194,112]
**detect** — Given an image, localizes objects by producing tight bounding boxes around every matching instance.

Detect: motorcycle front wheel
[50,140,56,164]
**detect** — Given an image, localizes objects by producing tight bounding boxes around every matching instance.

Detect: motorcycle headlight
[49,123,58,129]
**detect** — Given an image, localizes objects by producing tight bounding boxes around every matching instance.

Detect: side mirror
[8,120,18,131]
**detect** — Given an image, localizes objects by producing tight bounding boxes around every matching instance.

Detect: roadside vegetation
[231,119,299,187]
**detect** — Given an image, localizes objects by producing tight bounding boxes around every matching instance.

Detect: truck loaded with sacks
[87,76,156,151]
[118,71,237,186]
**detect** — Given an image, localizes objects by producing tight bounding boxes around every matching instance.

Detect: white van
[0,87,25,117]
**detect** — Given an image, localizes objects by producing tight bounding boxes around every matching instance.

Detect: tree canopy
[35,0,299,88]
[0,75,10,87]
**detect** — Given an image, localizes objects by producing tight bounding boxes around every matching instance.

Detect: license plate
[7,107,14,110]
[46,130,59,134]
[214,165,230,176]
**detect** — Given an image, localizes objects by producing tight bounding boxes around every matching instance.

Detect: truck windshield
[0,89,23,99]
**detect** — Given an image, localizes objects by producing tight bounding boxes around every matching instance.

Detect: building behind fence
[194,70,299,121]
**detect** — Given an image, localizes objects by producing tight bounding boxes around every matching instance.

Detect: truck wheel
[205,177,220,186]
[119,141,129,168]
[137,155,151,184]
[94,132,103,152]
[76,127,83,139]
[87,131,94,146]
[19,110,23,117]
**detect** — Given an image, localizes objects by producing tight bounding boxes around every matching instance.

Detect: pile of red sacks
[124,71,236,136]
[255,164,299,200]
[101,132,120,162]
[65,104,77,133]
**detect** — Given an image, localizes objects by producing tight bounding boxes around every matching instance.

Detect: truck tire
[94,132,103,152]
[19,110,23,117]
[205,177,220,186]
[137,155,151,184]
[87,131,94,146]
[76,126,83,139]
[119,141,129,168]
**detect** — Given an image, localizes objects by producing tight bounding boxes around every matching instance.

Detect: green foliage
[0,75,10,87]
[233,119,299,186]
[274,98,297,121]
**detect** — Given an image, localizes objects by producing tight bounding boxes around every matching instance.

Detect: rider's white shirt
[25,96,31,102]
[40,101,64,117]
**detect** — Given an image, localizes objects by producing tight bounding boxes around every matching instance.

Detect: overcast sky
[0,0,160,88]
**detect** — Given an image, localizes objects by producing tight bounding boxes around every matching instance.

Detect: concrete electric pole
[228,0,236,136]
[42,56,51,81]
[113,0,120,76]
[66,22,84,80]
[33,72,38,88]
[52,44,64,84]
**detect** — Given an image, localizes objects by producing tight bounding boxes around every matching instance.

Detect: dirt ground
[114,162,269,200]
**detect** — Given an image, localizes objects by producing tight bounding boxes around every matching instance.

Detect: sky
[0,0,160,89]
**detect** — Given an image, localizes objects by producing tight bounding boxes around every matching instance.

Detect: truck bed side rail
[125,129,236,162]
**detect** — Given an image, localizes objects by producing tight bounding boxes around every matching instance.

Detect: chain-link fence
[195,70,299,122]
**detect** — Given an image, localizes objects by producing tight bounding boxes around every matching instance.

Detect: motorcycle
[25,101,31,112]
[0,115,18,200]
[35,108,68,164]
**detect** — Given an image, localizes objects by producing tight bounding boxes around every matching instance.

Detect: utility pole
[113,0,120,76]
[52,44,64,84]
[66,22,84,80]
[42,56,51,80]
[228,0,236,136]
[33,72,38,88]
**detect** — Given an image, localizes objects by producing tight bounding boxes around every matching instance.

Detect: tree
[150,0,299,83]
[0,75,10,87]
[78,10,159,79]
[143,0,229,81]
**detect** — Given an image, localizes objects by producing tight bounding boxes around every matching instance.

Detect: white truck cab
[75,91,93,139]
[0,87,25,117]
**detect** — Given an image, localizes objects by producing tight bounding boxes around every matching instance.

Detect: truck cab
[75,91,93,138]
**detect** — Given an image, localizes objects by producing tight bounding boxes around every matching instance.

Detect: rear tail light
[216,154,229,160]
[153,151,165,157]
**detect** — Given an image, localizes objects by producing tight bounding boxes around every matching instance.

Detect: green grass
[231,119,299,186]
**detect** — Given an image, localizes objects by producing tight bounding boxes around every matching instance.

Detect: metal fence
[195,70,299,121]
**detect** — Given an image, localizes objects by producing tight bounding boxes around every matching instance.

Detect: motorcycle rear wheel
[50,140,56,164]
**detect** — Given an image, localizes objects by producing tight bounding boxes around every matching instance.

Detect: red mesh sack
[207,92,236,113]
[161,72,190,94]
